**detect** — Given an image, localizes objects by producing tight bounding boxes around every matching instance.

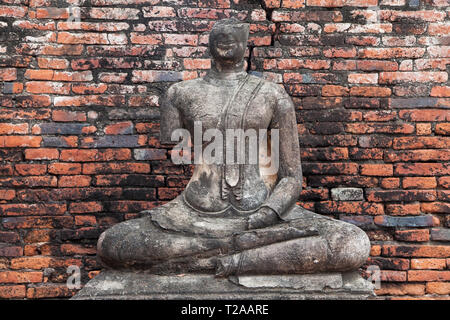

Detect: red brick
[348,73,378,84]
[411,259,447,270]
[164,34,198,46]
[0,285,26,299]
[395,163,449,176]
[382,245,450,258]
[426,282,450,295]
[82,162,150,174]
[143,6,176,17]
[282,0,305,8]
[75,215,97,226]
[375,283,425,296]
[72,82,109,94]
[0,123,28,134]
[183,59,211,70]
[350,86,391,97]
[361,164,393,176]
[408,270,450,281]
[26,81,70,94]
[0,68,17,81]
[25,149,59,160]
[359,48,425,59]
[437,177,450,189]
[395,229,430,242]
[60,244,96,255]
[393,137,450,149]
[60,149,131,162]
[381,178,400,189]
[69,201,103,214]
[431,86,450,97]
[421,202,449,214]
[15,164,47,176]
[58,175,91,187]
[26,284,75,299]
[380,270,407,282]
[436,123,450,135]
[370,245,381,256]
[403,177,437,189]
[104,122,134,135]
[1,136,41,148]
[10,257,53,269]
[0,203,66,216]
[386,203,421,216]
[52,110,86,122]
[262,0,281,7]
[0,271,42,283]
[379,72,448,84]
[48,163,81,175]
[416,123,432,135]
[23,230,51,244]
[322,85,349,96]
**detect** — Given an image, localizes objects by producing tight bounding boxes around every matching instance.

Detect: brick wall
[0,0,449,299]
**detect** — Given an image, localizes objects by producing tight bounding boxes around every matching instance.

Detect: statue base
[72,270,375,300]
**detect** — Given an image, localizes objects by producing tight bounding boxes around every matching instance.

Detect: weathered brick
[26,284,76,299]
[403,177,437,189]
[375,283,425,296]
[0,203,66,216]
[361,164,393,176]
[422,202,449,214]
[374,215,439,228]
[330,187,363,201]
[0,285,26,299]
[426,282,450,295]
[367,257,410,271]
[69,201,103,214]
[0,271,42,283]
[408,270,450,282]
[395,229,430,242]
[382,245,450,258]
[411,258,447,270]
[386,203,421,216]
[0,246,23,257]
[15,164,47,176]
[395,163,449,176]
[318,200,384,215]
[430,228,450,241]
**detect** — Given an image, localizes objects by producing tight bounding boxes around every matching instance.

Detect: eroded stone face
[96,18,371,279]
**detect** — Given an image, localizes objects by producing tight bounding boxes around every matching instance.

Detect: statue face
[209,27,247,65]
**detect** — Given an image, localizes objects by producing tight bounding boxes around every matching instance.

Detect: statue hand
[247,207,279,230]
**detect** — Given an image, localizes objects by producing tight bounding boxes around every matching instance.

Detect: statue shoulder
[169,78,203,92]
[165,78,204,100]
[253,75,290,101]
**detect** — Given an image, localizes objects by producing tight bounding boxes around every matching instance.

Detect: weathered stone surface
[233,274,343,290]
[72,271,375,300]
[331,187,364,201]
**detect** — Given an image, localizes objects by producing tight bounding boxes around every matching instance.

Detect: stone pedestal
[72,270,375,300]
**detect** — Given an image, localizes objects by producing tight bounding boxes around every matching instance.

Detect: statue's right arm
[160,85,183,145]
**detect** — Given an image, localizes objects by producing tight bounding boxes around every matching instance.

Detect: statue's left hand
[247,207,280,230]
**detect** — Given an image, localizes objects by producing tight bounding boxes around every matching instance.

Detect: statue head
[209,18,249,67]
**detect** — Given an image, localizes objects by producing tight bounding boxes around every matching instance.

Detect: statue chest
[179,84,273,133]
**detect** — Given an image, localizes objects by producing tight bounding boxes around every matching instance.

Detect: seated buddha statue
[96,18,370,277]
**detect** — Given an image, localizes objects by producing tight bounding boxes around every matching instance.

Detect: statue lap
[97,196,370,275]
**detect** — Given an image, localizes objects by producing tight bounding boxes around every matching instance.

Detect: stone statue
[96,18,370,279]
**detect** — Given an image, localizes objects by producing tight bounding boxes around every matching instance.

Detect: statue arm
[160,85,183,145]
[260,92,303,219]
